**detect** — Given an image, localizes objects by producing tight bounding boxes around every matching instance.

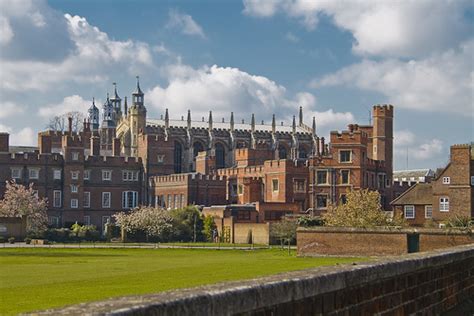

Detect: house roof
[393,169,434,181]
[391,183,433,206]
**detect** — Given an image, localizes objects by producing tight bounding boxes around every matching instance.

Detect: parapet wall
[36,244,474,315]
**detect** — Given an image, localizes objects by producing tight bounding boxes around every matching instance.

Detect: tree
[322,189,406,228]
[202,215,217,242]
[0,181,48,234]
[114,206,173,241]
[168,206,204,242]
[270,217,298,254]
[47,111,86,133]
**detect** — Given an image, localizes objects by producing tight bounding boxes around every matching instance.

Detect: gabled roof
[391,182,432,206]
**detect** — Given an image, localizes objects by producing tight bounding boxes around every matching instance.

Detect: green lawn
[0,248,365,315]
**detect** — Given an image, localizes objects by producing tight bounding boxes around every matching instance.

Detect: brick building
[391,144,474,226]
[308,105,393,215]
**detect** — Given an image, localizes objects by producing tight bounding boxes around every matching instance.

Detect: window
[83,192,90,208]
[238,184,243,195]
[440,197,449,212]
[442,177,450,184]
[471,176,474,186]
[102,170,112,181]
[49,216,59,227]
[378,174,386,189]
[53,190,61,207]
[28,168,39,179]
[71,198,78,209]
[71,171,79,180]
[122,191,138,209]
[72,152,79,160]
[294,179,305,192]
[70,184,78,193]
[83,170,90,180]
[167,195,172,209]
[53,169,61,180]
[180,194,184,208]
[175,195,179,209]
[83,216,90,226]
[340,194,347,204]
[272,179,279,192]
[122,170,138,181]
[339,150,351,163]
[341,170,350,184]
[425,205,433,219]
[11,168,21,179]
[316,194,328,209]
[316,170,328,184]
[404,205,415,219]
[237,210,251,220]
[102,192,111,208]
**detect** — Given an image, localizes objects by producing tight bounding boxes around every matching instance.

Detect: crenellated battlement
[152,172,226,184]
[1,152,63,164]
[85,155,142,165]
[373,104,394,117]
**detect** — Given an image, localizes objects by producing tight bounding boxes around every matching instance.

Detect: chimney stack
[0,133,9,152]
[68,116,73,135]
[113,138,121,156]
[90,136,100,156]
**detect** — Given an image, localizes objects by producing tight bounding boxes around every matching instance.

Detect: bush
[24,237,32,244]
[297,216,324,227]
[8,237,15,244]
[202,215,217,242]
[444,215,473,229]
[0,236,4,243]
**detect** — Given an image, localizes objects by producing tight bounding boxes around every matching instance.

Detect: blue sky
[0,0,472,170]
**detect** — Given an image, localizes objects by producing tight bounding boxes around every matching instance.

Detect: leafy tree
[0,181,48,234]
[169,206,204,242]
[271,217,298,254]
[114,206,172,241]
[322,189,406,228]
[202,215,217,242]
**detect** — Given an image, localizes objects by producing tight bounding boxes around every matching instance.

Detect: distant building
[393,169,435,199]
[391,144,474,226]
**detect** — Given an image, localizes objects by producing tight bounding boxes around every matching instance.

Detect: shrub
[8,237,15,244]
[24,237,32,244]
[444,215,473,230]
[297,216,324,227]
[202,215,217,242]
[0,236,4,243]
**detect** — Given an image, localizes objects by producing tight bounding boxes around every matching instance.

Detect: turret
[102,93,115,124]
[208,111,213,130]
[132,76,144,108]
[187,110,191,129]
[230,112,234,131]
[251,113,255,132]
[299,106,303,126]
[87,97,99,132]
[292,115,296,134]
[110,82,122,121]
[128,76,147,157]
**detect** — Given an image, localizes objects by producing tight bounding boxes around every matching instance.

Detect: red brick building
[391,144,473,226]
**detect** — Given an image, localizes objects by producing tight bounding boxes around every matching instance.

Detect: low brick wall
[34,245,474,315]
[233,223,270,244]
[297,227,474,256]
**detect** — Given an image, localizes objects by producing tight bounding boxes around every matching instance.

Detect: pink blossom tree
[114,206,172,241]
[0,181,48,234]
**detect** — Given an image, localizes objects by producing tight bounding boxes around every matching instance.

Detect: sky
[0,0,472,170]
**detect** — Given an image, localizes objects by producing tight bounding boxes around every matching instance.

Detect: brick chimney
[90,136,100,156]
[112,138,121,156]
[38,134,52,154]
[196,151,216,174]
[0,133,9,152]
[68,116,73,135]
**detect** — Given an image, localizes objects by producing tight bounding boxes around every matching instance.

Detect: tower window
[339,150,351,163]
[316,170,328,184]
[341,170,350,184]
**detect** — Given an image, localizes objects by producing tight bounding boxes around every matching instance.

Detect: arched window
[278,145,287,159]
[299,146,308,159]
[174,141,183,173]
[215,143,226,169]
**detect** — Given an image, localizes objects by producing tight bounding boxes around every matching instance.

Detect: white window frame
[122,191,138,209]
[102,192,111,208]
[339,150,352,163]
[83,215,91,226]
[83,192,90,208]
[122,170,138,181]
[425,205,433,219]
[53,190,62,208]
[102,170,112,181]
[11,168,21,179]
[404,205,415,219]
[70,184,78,193]
[72,152,79,161]
[272,179,279,192]
[316,170,328,185]
[294,179,306,192]
[440,197,449,212]
[71,198,78,209]
[28,168,39,179]
[71,171,79,180]
[442,177,450,184]
[157,155,165,163]
[53,169,61,180]
[340,170,350,184]
[83,170,90,180]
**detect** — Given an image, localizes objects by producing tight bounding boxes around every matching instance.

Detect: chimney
[68,116,73,135]
[0,133,9,152]
[90,136,100,156]
[321,137,325,155]
[38,134,52,154]
[112,138,121,156]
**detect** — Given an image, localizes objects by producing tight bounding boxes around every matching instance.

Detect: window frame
[316,194,328,209]
[122,191,138,209]
[83,170,90,180]
[316,170,328,185]
[439,197,449,212]
[293,179,306,193]
[11,167,22,179]
[442,177,450,185]
[53,190,62,208]
[272,179,279,192]
[71,198,78,209]
[72,152,79,161]
[425,205,433,219]
[404,205,415,219]
[70,184,78,193]
[53,169,61,180]
[83,191,91,208]
[102,170,112,181]
[28,168,39,179]
[71,171,79,180]
[339,150,352,163]
[83,215,91,226]
[102,192,111,208]
[340,170,350,184]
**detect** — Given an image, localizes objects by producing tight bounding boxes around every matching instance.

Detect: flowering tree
[114,206,173,241]
[0,181,48,234]
[322,189,405,228]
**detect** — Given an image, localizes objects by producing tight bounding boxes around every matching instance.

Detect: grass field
[0,248,365,315]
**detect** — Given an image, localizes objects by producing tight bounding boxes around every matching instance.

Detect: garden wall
[0,216,27,239]
[297,227,474,256]
[35,244,474,315]
[233,223,270,244]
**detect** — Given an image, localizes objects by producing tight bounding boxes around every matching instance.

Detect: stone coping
[297,226,474,235]
[28,244,474,316]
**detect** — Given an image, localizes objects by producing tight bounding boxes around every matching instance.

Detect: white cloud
[394,130,415,147]
[0,101,24,118]
[0,124,35,146]
[413,139,443,160]
[0,16,13,45]
[166,9,206,39]
[39,95,91,118]
[243,0,471,57]
[393,129,444,163]
[311,40,474,116]
[284,32,299,43]
[148,63,354,133]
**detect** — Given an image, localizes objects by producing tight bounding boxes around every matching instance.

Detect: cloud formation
[38,95,91,118]
[166,9,206,39]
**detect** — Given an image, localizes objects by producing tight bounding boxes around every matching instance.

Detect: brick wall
[36,244,474,315]
[233,223,270,244]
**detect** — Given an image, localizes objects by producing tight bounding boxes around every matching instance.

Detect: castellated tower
[373,104,394,171]
[129,76,147,157]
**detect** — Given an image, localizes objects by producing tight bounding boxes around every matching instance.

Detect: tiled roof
[393,169,434,180]
[391,183,433,205]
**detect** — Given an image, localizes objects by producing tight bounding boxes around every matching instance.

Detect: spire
[165,108,169,128]
[292,115,296,134]
[312,116,316,136]
[299,106,303,126]
[187,109,191,129]
[251,113,255,132]
[134,76,143,95]
[132,76,144,108]
[88,97,99,132]
[112,82,121,100]
[124,97,128,117]
[208,111,213,130]
[230,112,234,131]
[272,114,276,133]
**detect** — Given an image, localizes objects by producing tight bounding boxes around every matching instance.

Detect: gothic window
[299,146,308,159]
[193,142,204,158]
[278,145,287,159]
[215,143,225,169]
[174,141,183,173]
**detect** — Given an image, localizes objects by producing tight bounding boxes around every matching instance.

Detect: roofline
[390,182,432,206]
